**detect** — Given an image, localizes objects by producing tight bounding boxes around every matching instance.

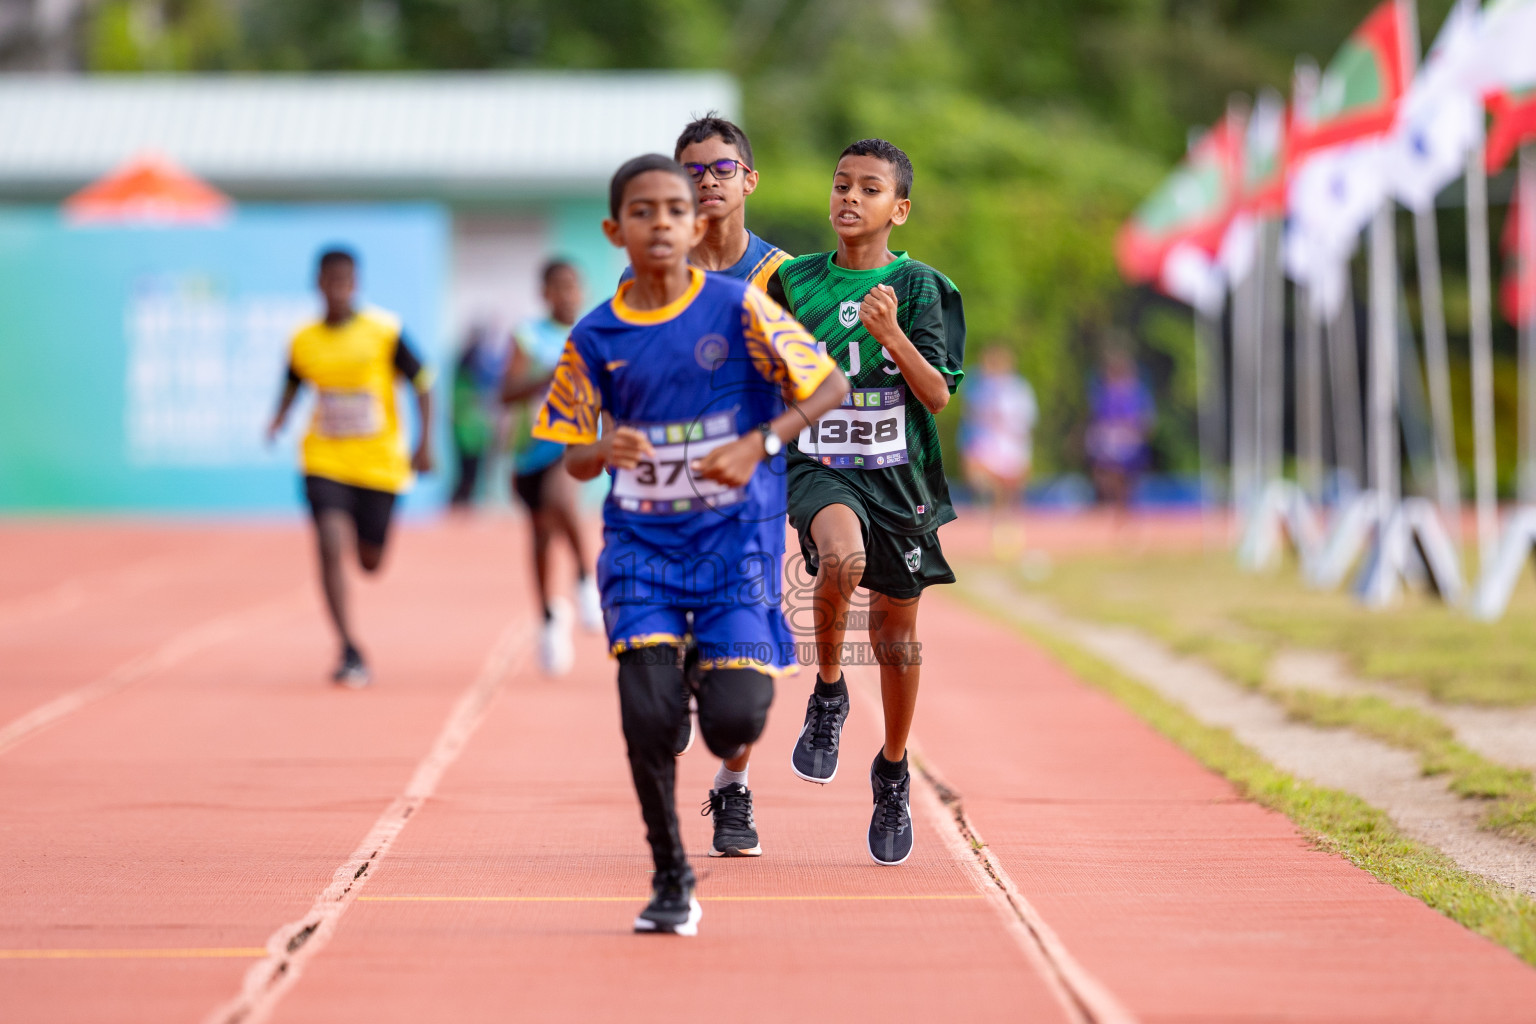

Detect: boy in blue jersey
[675,114,790,291]
[533,155,846,935]
[619,114,790,294]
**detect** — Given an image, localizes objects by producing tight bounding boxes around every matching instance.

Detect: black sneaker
[790,687,849,783]
[332,646,370,689]
[633,867,701,936]
[672,638,699,756]
[702,783,762,857]
[868,758,914,866]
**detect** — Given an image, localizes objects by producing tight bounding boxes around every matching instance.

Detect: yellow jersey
[286,308,431,494]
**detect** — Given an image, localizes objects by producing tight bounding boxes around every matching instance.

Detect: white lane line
[845,668,1137,1024]
[204,621,531,1024]
[0,591,308,756]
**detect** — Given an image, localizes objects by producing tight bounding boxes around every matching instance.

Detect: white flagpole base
[1238,479,1323,573]
[1469,506,1536,621]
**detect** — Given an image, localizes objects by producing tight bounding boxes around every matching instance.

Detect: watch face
[762,429,782,456]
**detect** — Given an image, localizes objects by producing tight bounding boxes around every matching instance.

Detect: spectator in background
[961,344,1036,557]
[448,323,503,507]
[501,259,601,675]
[1085,347,1155,515]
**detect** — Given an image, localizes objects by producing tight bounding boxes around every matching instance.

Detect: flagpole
[1232,245,1254,514]
[1263,218,1287,488]
[1330,273,1366,491]
[1298,283,1324,499]
[1413,206,1461,527]
[1369,200,1401,514]
[1228,97,1256,520]
[1468,141,1499,572]
[1195,304,1224,547]
[1521,144,1536,503]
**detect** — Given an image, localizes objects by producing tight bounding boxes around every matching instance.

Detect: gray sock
[714,763,748,791]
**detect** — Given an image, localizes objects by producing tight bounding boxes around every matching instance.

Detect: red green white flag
[1115,113,1242,290]
[1288,0,1412,165]
[1487,87,1536,173]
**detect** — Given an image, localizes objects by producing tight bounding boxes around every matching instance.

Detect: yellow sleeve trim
[742,288,839,401]
[532,337,601,444]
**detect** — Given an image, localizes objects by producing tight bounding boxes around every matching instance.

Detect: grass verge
[1009,556,1536,843]
[953,583,1536,968]
[1024,552,1536,707]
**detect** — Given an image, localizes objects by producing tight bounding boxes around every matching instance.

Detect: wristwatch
[757,422,783,457]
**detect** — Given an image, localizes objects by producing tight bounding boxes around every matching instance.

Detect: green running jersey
[770,251,965,535]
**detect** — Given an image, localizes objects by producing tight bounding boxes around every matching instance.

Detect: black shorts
[512,461,559,513]
[304,475,398,549]
[787,465,955,599]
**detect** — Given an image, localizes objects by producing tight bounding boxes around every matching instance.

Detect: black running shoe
[790,687,850,783]
[702,783,762,857]
[332,646,370,689]
[633,867,701,936]
[868,758,914,866]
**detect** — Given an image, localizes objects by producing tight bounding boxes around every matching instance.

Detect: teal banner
[0,204,448,514]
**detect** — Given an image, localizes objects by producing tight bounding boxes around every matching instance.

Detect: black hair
[674,112,754,169]
[317,247,356,273]
[608,154,697,219]
[541,258,577,287]
[838,138,913,200]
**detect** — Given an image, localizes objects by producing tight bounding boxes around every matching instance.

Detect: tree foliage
[82,0,1459,474]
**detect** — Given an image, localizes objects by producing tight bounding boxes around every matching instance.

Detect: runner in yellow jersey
[266,248,435,687]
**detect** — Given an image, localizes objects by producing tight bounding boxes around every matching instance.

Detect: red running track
[0,516,1532,1023]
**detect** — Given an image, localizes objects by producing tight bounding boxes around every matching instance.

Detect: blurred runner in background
[501,259,601,675]
[961,344,1036,557]
[448,322,505,507]
[266,247,435,687]
[1085,347,1154,515]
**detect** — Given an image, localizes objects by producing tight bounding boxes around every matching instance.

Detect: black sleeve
[907,273,966,393]
[285,363,302,388]
[392,332,425,381]
[765,268,790,310]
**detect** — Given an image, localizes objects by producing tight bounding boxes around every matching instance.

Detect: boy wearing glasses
[623,115,793,858]
[674,114,789,291]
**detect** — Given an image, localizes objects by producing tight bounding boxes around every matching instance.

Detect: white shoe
[539,599,574,676]
[577,576,604,633]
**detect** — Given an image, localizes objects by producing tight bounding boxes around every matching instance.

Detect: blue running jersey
[533,268,835,672]
[620,229,790,292]
[509,316,574,475]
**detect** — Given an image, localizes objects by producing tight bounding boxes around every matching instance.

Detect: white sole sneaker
[633,897,701,936]
[539,599,574,676]
[577,576,603,633]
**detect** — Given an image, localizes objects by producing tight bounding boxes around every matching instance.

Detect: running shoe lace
[702,787,753,833]
[804,696,844,752]
[873,775,909,834]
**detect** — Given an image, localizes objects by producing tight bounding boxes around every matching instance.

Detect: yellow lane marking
[358,894,985,903]
[0,947,267,960]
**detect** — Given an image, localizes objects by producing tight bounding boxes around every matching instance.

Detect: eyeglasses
[682,159,749,182]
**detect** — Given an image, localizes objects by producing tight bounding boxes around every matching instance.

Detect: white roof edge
[0,71,741,193]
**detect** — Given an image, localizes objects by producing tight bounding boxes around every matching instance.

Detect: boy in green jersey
[767,138,965,866]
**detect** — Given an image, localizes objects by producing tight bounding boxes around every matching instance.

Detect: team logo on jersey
[915,504,927,514]
[904,547,921,573]
[695,333,729,370]
[839,301,861,329]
